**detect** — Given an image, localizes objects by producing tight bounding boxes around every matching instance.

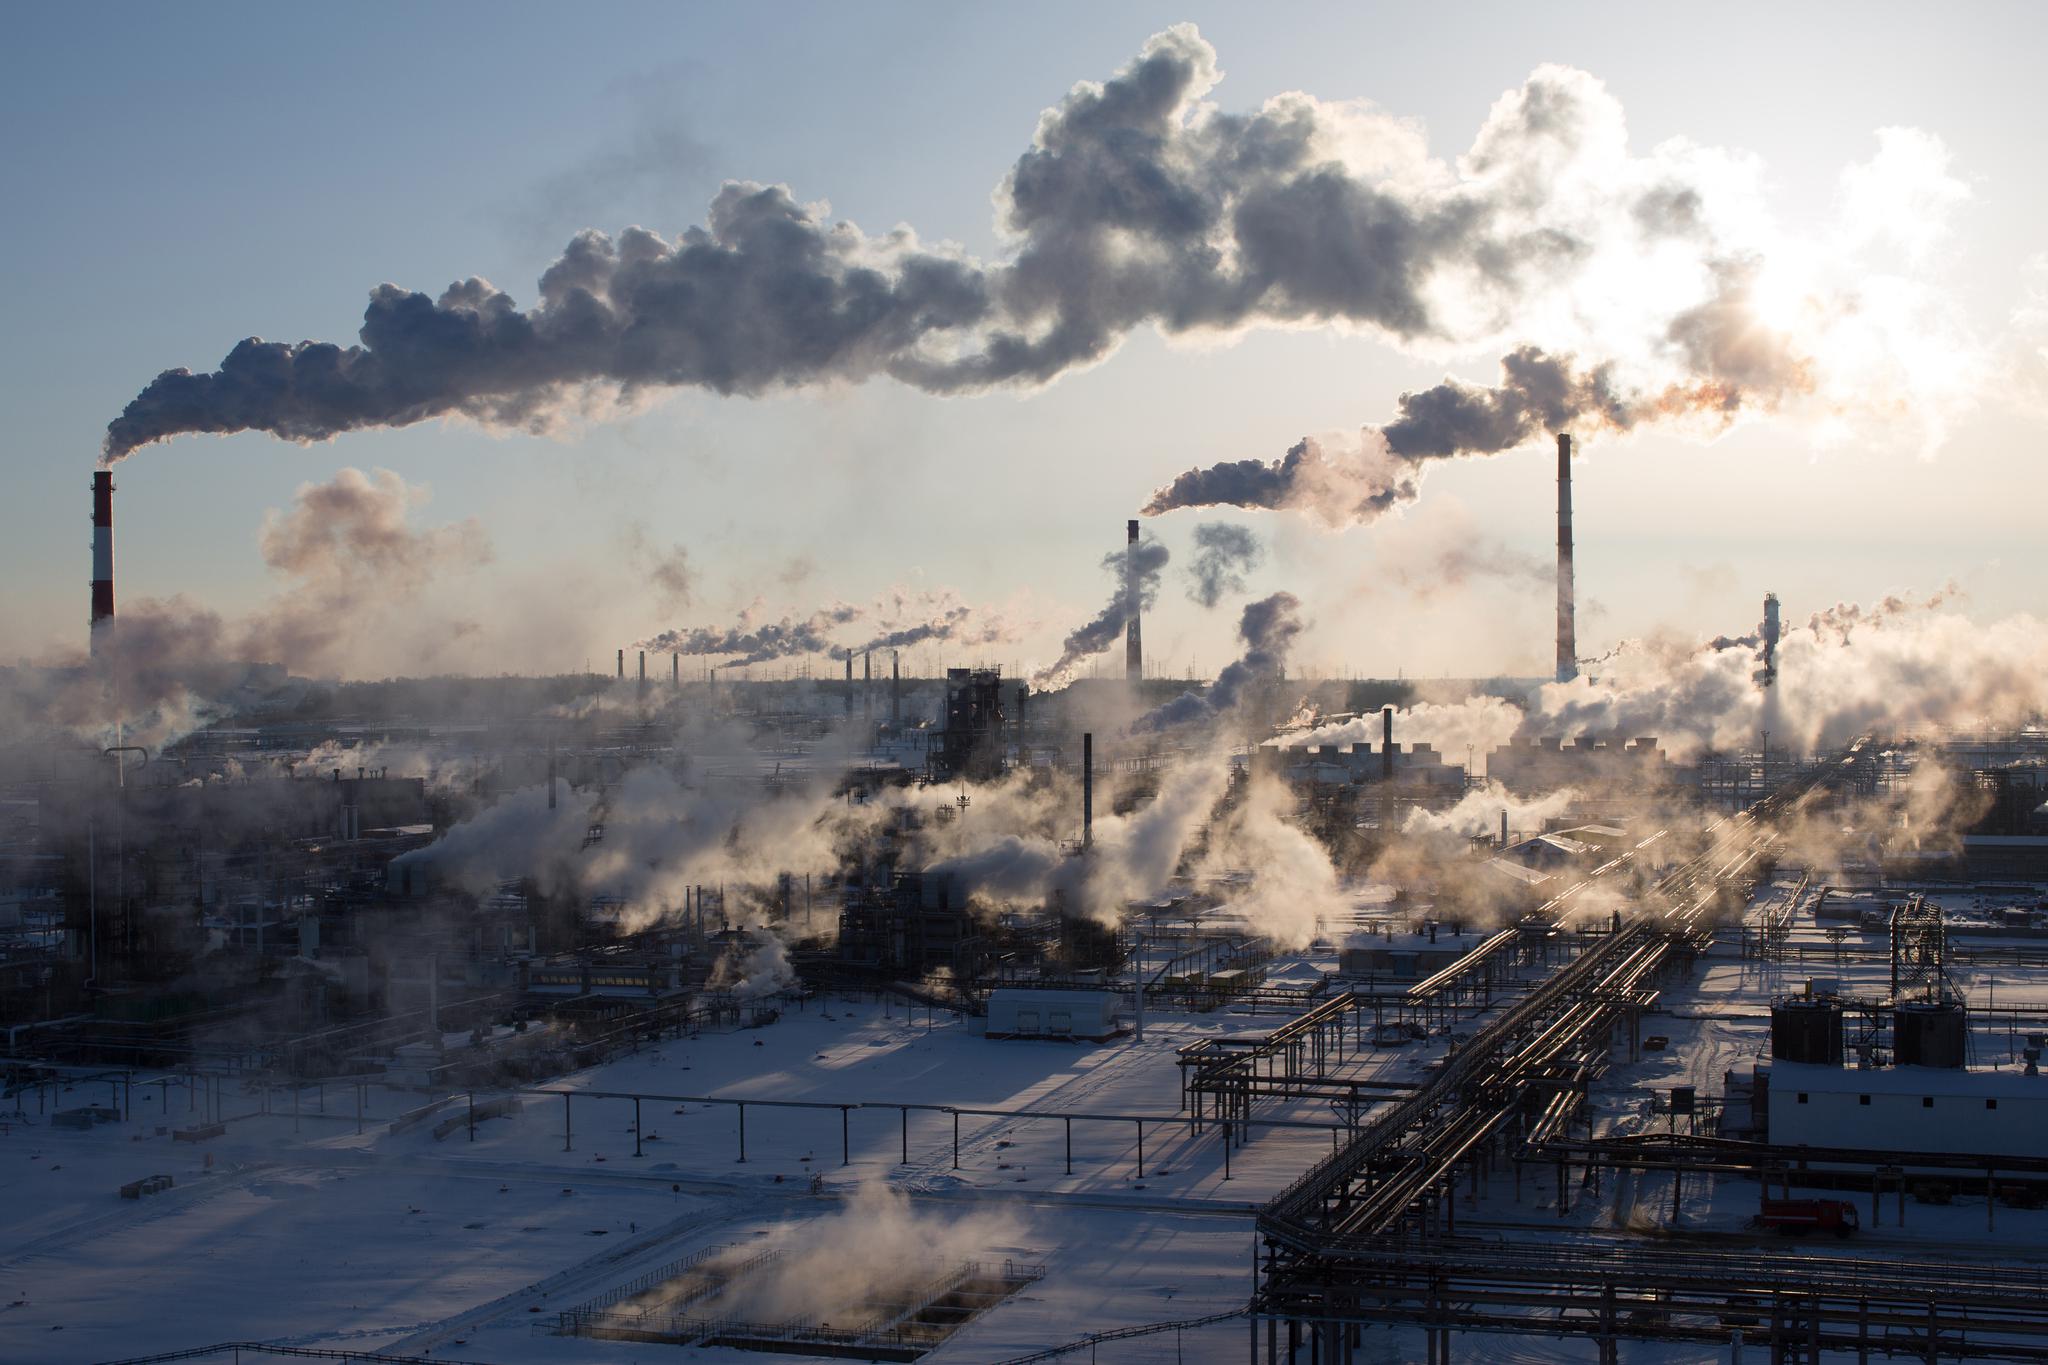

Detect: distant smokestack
[844,653,853,714]
[672,653,679,687]
[891,650,901,725]
[1082,732,1094,850]
[863,649,872,728]
[637,650,645,688]
[616,648,624,680]
[1500,808,1509,848]
[1555,433,1576,684]
[90,470,114,652]
[1381,705,1394,783]
[1760,592,1781,689]
[1125,519,1143,682]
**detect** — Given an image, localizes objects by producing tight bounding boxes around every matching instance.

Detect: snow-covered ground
[0,972,1412,1364]
[8,886,2046,1365]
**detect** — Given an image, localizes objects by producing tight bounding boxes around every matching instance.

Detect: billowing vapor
[1134,591,1302,732]
[396,762,881,932]
[1145,336,1792,525]
[104,28,1984,473]
[1532,594,2045,760]
[1184,522,1263,607]
[1031,537,1169,687]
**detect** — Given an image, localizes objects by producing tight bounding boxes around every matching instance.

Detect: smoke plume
[105,28,1980,474]
[639,604,864,665]
[1032,537,1169,687]
[1184,522,1263,607]
[1144,334,1797,525]
[1134,591,1303,732]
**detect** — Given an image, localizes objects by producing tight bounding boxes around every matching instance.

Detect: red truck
[1757,1197,1860,1237]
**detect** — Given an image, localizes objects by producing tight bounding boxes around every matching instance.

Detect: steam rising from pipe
[1032,536,1169,687]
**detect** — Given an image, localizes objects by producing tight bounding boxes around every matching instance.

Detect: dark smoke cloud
[1134,591,1303,731]
[1146,263,1816,527]
[102,29,1676,464]
[1184,522,1262,607]
[1032,537,1170,687]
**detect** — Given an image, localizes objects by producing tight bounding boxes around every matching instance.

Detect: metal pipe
[90,470,114,652]
[1125,519,1143,681]
[1556,433,1576,684]
[1082,732,1094,850]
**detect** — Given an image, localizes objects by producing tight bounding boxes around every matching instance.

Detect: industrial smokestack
[672,653,679,688]
[844,653,853,714]
[1082,732,1094,851]
[1125,519,1143,682]
[637,650,645,689]
[1381,705,1394,783]
[1555,433,1576,684]
[616,648,624,680]
[90,470,114,652]
[1500,809,1509,848]
[891,650,901,725]
[1760,592,1781,689]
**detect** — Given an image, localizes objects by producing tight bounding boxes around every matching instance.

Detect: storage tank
[1771,997,1845,1065]
[1893,1001,1968,1068]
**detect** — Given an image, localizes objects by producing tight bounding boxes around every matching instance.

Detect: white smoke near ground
[296,738,469,792]
[1403,781,1578,841]
[1280,697,1525,769]
[707,933,795,999]
[1530,600,2048,759]
[1193,771,1342,947]
[698,1184,1024,1326]
[393,764,885,931]
[11,468,490,750]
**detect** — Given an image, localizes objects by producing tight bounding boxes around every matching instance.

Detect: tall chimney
[1381,705,1394,783]
[1125,519,1143,682]
[1082,732,1094,850]
[90,470,114,652]
[672,653,680,687]
[891,650,901,725]
[863,650,872,729]
[1760,592,1781,689]
[1555,433,1577,684]
[844,653,853,714]
[616,648,624,680]
[1499,808,1509,848]
[637,650,645,689]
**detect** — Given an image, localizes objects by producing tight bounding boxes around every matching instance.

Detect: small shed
[985,989,1120,1041]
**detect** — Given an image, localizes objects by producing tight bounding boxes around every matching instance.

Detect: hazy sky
[5,2,2043,683]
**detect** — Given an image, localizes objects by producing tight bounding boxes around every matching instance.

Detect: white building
[1766,1060,2048,1159]
[985,989,1120,1041]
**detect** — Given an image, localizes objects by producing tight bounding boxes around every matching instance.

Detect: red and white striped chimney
[90,470,115,652]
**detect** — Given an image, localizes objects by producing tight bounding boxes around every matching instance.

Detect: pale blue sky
[4,2,2042,680]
